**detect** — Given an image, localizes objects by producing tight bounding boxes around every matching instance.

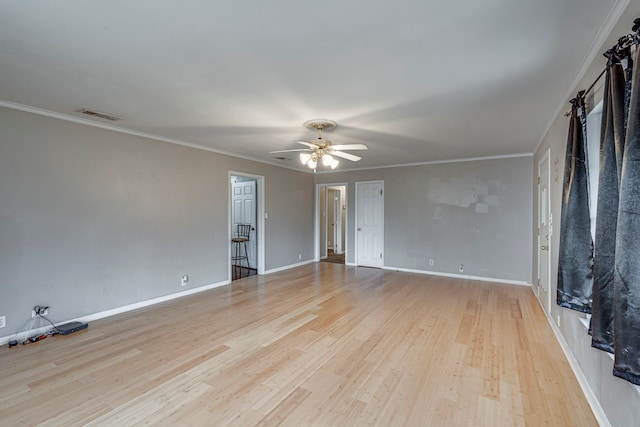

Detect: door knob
[541,245,548,250]
[357,227,362,231]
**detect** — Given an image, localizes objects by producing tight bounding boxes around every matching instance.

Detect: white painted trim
[572,0,629,91]
[328,186,344,254]
[534,0,630,154]
[0,324,53,346]
[383,266,531,287]
[345,262,357,267]
[0,279,229,346]
[264,259,315,275]
[355,180,384,268]
[316,153,533,174]
[77,280,230,322]
[315,184,322,262]
[0,101,534,175]
[228,171,266,280]
[537,149,552,314]
[575,318,640,398]
[315,183,349,263]
[546,314,611,427]
[0,100,309,173]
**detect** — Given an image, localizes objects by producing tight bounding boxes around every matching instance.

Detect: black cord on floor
[38,314,61,334]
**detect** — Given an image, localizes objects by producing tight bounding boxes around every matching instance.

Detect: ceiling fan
[270,120,368,170]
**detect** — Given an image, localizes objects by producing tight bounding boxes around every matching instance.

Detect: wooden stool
[231,224,251,278]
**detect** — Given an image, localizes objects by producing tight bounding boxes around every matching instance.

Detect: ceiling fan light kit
[269,119,367,171]
[300,152,312,164]
[322,154,339,168]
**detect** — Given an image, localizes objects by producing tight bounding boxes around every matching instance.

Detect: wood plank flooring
[0,263,597,426]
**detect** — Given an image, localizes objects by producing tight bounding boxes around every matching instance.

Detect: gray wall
[316,155,533,283]
[532,6,640,426]
[0,107,314,335]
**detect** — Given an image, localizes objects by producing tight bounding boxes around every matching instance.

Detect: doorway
[537,150,551,314]
[230,172,265,281]
[316,184,347,265]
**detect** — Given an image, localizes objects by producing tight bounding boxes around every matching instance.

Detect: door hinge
[380,189,383,195]
[380,253,383,259]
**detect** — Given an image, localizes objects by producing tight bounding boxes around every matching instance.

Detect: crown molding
[0,100,310,173]
[534,0,630,154]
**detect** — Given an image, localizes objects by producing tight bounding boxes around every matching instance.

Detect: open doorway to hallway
[230,173,265,280]
[317,184,347,265]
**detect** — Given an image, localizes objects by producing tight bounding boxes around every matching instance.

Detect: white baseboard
[264,259,315,274]
[76,279,230,324]
[546,315,611,427]
[0,279,230,346]
[0,324,52,346]
[0,266,526,346]
[383,266,531,287]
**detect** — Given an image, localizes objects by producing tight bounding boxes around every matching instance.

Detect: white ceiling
[0,1,631,172]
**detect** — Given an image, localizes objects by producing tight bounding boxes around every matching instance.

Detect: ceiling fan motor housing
[303,119,337,132]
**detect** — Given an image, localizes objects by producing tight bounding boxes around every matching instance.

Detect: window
[586,101,603,241]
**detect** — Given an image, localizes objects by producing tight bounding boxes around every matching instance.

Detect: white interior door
[232,179,257,269]
[537,151,551,314]
[356,181,384,268]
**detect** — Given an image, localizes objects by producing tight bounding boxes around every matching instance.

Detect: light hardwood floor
[0,263,596,426]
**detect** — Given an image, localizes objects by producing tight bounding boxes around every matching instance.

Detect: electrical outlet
[32,306,49,317]
[298,254,302,260]
[0,316,5,328]
[429,259,434,266]
[459,264,464,272]
[181,275,189,287]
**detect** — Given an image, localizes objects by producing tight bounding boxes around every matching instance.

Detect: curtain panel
[613,42,640,385]
[560,19,640,387]
[557,94,594,313]
[591,49,631,353]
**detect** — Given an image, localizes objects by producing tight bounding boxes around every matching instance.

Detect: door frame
[228,171,265,279]
[328,186,344,254]
[355,180,384,268]
[537,150,551,314]
[333,188,342,254]
[315,183,348,263]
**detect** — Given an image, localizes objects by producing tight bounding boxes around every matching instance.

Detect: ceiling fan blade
[269,149,312,154]
[295,141,317,148]
[331,150,362,162]
[330,144,368,151]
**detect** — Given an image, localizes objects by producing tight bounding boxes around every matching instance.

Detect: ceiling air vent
[274,156,289,161]
[78,108,121,121]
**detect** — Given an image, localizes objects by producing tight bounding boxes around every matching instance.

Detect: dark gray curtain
[591,48,631,353]
[557,94,594,313]
[613,41,640,386]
